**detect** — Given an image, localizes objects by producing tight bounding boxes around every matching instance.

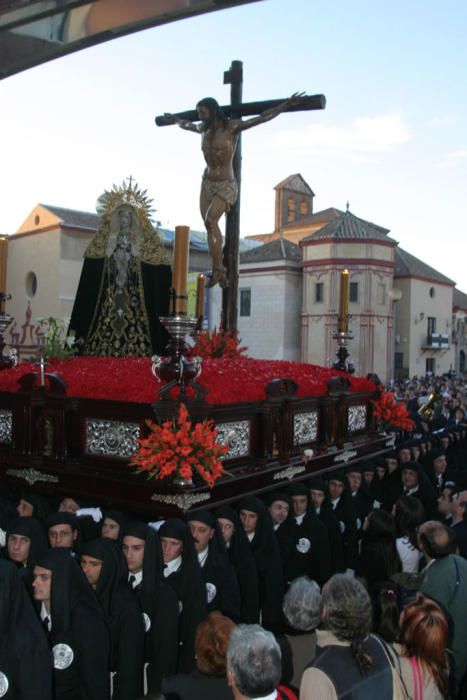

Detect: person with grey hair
[300,575,394,699]
[227,624,297,700]
[277,577,320,691]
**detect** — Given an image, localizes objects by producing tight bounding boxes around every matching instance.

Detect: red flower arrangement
[192,324,247,359]
[130,402,228,488]
[371,391,414,431]
[0,357,376,404]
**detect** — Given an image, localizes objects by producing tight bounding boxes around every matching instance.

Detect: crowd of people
[1,373,467,699]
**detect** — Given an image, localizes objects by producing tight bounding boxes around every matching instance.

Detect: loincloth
[201,177,238,211]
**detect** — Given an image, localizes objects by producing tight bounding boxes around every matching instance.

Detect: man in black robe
[0,559,53,700]
[324,472,359,572]
[33,548,110,700]
[187,509,241,622]
[278,483,332,587]
[68,180,171,357]
[158,518,207,673]
[5,515,47,592]
[122,522,178,692]
[308,477,345,574]
[46,513,80,553]
[80,537,144,700]
[215,505,260,624]
[237,496,285,632]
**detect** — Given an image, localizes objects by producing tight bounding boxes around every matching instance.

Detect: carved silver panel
[215,420,250,460]
[151,491,211,512]
[6,467,59,486]
[293,411,318,446]
[348,405,367,433]
[0,410,12,444]
[85,419,140,459]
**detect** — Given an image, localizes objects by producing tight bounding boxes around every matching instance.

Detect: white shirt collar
[252,691,277,700]
[331,497,340,508]
[315,506,321,515]
[197,547,209,567]
[247,531,255,542]
[41,601,52,630]
[129,570,143,588]
[164,555,182,577]
[295,512,306,525]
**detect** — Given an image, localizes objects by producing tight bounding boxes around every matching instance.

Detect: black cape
[123,522,179,692]
[0,560,53,700]
[69,257,171,356]
[35,548,111,700]
[80,538,144,700]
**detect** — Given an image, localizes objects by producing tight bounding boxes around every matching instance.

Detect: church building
[239,174,460,383]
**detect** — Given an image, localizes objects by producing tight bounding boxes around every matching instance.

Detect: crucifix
[156,60,326,332]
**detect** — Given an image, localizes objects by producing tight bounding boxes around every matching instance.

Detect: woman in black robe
[0,559,53,700]
[80,538,144,700]
[33,548,111,700]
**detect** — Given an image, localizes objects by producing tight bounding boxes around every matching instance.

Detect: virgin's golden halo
[96,177,155,222]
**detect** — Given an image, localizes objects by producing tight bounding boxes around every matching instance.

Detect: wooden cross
[156,60,326,332]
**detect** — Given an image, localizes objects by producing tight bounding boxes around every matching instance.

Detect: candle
[172,225,190,315]
[338,269,349,333]
[195,273,206,319]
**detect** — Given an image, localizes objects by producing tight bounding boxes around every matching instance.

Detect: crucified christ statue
[164,92,307,288]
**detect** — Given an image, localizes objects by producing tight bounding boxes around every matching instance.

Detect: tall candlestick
[195,273,206,319]
[338,269,349,333]
[172,225,190,315]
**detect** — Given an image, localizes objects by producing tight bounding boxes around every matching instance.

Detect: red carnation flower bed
[0,357,375,405]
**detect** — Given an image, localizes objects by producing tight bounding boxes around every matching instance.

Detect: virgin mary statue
[68,179,171,356]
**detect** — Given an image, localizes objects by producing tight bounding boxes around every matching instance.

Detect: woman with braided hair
[300,574,395,700]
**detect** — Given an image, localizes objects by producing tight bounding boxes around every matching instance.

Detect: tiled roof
[395,247,455,285]
[453,288,467,310]
[302,209,394,242]
[41,204,100,230]
[283,207,342,229]
[240,237,302,263]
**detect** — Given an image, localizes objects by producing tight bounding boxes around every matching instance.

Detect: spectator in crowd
[394,495,425,573]
[278,576,321,691]
[450,490,467,558]
[227,624,297,700]
[418,521,467,684]
[355,509,401,590]
[395,594,451,700]
[300,574,395,699]
[162,611,235,700]
[371,583,400,644]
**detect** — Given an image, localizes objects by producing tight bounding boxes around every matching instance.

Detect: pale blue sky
[1,0,466,288]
